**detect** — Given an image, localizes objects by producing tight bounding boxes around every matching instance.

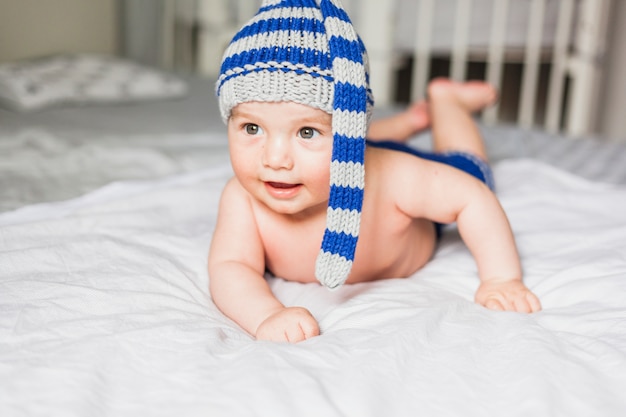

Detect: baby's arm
[208,179,320,342]
[393,156,541,312]
[453,180,542,313]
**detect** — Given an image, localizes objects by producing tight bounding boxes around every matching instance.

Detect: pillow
[0,54,189,112]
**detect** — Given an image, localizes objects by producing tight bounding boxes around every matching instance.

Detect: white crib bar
[545,0,575,133]
[411,0,436,101]
[482,0,510,125]
[196,0,234,78]
[566,0,612,137]
[518,0,546,129]
[359,0,396,106]
[450,0,472,82]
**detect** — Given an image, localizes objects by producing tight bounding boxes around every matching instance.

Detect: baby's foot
[405,80,497,131]
[428,78,498,112]
[367,79,497,143]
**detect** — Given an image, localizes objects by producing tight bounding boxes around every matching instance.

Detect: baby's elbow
[207,259,232,292]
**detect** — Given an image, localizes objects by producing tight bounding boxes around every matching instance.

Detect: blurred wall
[118,0,165,68]
[0,0,117,63]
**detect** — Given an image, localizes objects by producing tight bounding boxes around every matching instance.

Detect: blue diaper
[366,140,494,190]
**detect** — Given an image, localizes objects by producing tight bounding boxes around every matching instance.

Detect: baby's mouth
[267,181,299,189]
[265,181,302,198]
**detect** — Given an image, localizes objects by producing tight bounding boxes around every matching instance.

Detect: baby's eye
[244,123,263,135]
[298,127,319,139]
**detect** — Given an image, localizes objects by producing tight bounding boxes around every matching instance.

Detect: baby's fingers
[484,298,505,311]
[505,291,542,313]
[284,325,306,343]
[476,281,542,314]
[509,291,542,313]
[284,321,319,343]
[525,291,542,313]
[300,318,320,339]
[256,307,320,343]
[512,296,532,313]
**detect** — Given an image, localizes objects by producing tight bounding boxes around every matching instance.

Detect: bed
[2,1,626,416]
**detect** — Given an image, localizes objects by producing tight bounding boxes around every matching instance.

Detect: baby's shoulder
[219,177,251,205]
[221,176,241,194]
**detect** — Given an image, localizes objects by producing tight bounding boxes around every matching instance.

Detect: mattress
[1,75,626,416]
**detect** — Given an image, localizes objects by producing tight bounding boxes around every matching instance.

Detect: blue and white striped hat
[217,0,373,289]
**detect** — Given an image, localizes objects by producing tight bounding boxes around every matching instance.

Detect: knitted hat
[216,0,373,289]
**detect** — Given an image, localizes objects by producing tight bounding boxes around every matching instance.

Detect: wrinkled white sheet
[0,128,228,213]
[1,157,626,417]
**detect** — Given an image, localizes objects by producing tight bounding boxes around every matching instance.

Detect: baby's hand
[255,307,320,343]
[475,279,542,313]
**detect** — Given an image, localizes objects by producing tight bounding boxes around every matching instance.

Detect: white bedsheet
[1,155,625,416]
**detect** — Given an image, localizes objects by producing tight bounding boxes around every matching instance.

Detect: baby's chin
[263,198,328,218]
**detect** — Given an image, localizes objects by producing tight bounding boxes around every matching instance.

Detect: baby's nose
[262,136,294,169]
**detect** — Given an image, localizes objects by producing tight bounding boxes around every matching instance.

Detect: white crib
[163,0,612,137]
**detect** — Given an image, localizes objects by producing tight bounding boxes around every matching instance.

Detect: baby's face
[228,101,333,216]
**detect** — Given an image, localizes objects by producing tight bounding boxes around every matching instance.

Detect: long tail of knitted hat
[216,0,373,289]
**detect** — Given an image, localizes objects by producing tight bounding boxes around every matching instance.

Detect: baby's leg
[367,78,497,144]
[367,100,430,142]
[428,78,497,161]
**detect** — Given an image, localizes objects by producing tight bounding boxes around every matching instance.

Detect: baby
[209,0,541,343]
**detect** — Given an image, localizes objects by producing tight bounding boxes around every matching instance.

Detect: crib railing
[166,0,612,137]
[358,0,612,137]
